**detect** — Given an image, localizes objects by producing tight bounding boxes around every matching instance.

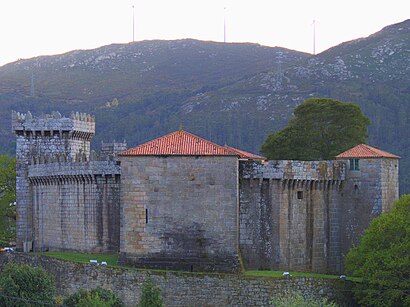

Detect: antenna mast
[312,19,316,55]
[132,5,135,42]
[224,7,226,43]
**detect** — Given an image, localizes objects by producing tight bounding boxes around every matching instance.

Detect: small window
[349,159,360,171]
[297,191,303,199]
[145,209,148,224]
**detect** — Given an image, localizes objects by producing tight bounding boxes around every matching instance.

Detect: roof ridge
[224,145,266,160]
[120,130,239,156]
[335,144,400,159]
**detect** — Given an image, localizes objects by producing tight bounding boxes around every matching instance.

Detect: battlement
[100,141,127,160]
[12,111,95,139]
[28,161,120,179]
[240,160,346,181]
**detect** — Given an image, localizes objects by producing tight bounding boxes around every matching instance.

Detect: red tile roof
[224,145,266,160]
[119,130,239,156]
[336,144,400,159]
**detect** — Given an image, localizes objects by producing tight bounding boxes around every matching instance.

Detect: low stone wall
[0,253,356,307]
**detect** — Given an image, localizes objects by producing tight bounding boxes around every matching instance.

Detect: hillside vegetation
[0,20,409,193]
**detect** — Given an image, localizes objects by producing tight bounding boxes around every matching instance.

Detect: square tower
[335,144,400,258]
[12,111,95,251]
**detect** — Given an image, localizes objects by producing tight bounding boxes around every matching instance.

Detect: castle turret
[100,141,127,160]
[335,144,400,264]
[336,144,400,214]
[12,111,95,251]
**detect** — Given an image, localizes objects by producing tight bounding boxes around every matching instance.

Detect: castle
[13,111,400,274]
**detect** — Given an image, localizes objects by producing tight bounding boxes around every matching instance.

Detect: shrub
[0,263,55,307]
[138,278,164,307]
[345,195,410,307]
[76,292,119,307]
[270,289,337,307]
[64,287,124,307]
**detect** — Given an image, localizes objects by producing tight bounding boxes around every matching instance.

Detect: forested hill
[0,19,409,193]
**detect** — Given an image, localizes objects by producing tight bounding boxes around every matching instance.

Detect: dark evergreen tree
[261,98,370,160]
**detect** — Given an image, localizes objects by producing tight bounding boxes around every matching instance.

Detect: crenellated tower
[12,111,95,251]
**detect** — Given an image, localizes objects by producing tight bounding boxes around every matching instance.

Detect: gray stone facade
[12,111,123,253]
[239,158,399,274]
[239,161,346,273]
[29,162,121,253]
[118,155,240,272]
[13,111,399,274]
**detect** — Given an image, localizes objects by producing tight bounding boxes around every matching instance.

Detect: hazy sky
[1,0,409,66]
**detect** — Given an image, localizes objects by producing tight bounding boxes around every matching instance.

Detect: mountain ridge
[0,19,409,193]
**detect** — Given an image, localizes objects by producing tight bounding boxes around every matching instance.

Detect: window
[349,159,360,171]
[297,191,303,199]
[145,209,148,224]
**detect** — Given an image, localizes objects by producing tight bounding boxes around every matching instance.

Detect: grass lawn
[44,251,120,267]
[244,270,361,282]
[42,251,361,281]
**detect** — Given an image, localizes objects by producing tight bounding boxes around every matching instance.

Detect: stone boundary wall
[28,161,120,178]
[240,160,346,181]
[0,253,357,307]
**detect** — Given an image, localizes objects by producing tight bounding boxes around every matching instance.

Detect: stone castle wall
[12,111,122,253]
[28,162,121,253]
[12,110,399,274]
[239,160,346,274]
[239,158,399,274]
[0,253,357,307]
[119,155,240,272]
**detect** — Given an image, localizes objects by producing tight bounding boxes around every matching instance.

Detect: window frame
[349,158,360,171]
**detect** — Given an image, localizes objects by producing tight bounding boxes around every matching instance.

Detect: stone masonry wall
[239,158,399,274]
[239,160,346,274]
[28,167,121,253]
[337,158,399,259]
[240,178,344,274]
[13,111,96,251]
[28,161,120,252]
[119,155,240,273]
[380,158,399,212]
[0,253,357,307]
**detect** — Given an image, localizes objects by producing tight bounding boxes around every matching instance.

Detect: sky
[0,0,409,66]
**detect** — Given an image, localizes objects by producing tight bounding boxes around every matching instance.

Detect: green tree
[0,155,16,245]
[270,289,337,306]
[138,278,164,307]
[261,98,370,160]
[63,287,124,307]
[0,263,55,307]
[345,195,410,307]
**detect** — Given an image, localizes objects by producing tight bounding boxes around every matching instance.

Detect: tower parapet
[12,111,95,140]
